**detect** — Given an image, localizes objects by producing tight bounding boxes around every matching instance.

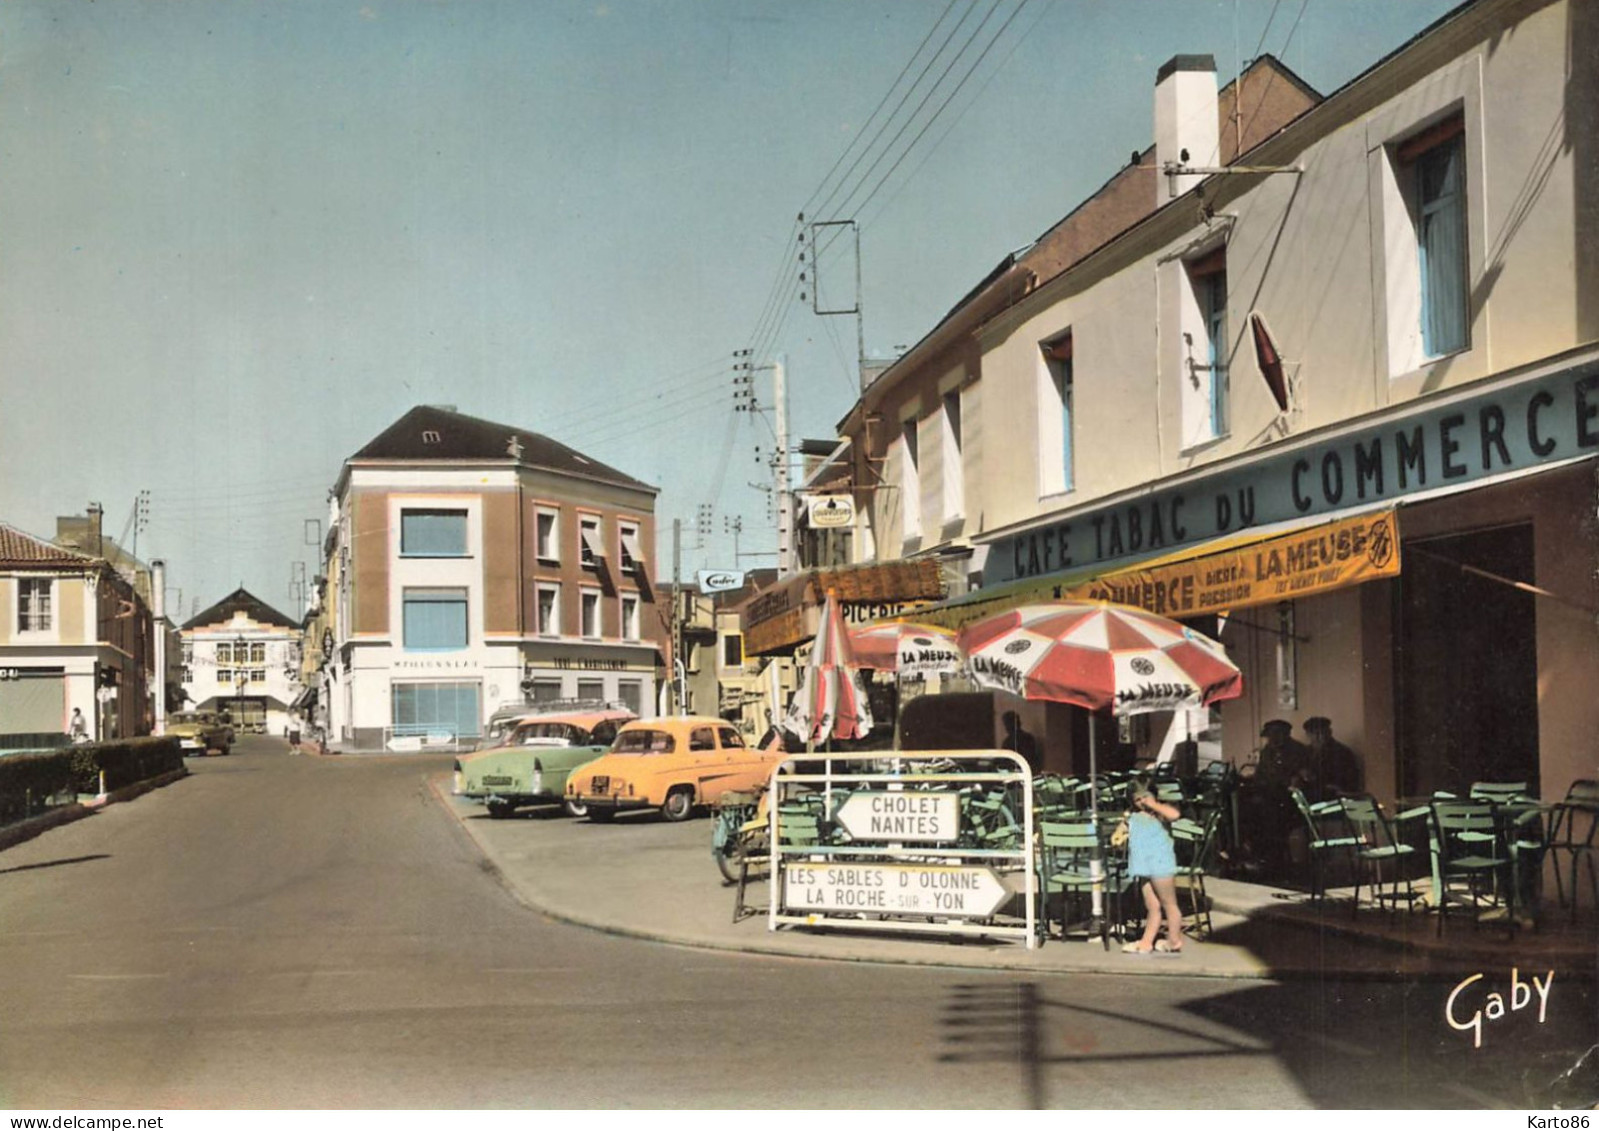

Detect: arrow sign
[783,862,1009,919]
[835,790,959,842]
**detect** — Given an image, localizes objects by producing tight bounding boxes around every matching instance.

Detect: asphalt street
[0,736,1589,1109]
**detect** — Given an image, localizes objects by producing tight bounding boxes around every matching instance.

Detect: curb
[0,767,188,854]
[425,773,1484,983]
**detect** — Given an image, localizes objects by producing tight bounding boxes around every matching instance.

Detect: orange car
[565,716,783,822]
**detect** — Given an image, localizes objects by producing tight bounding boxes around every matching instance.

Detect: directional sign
[783,863,1009,918]
[835,790,959,842]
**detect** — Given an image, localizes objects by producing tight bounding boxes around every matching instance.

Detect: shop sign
[835,791,959,842]
[985,360,1599,586]
[807,495,856,528]
[783,862,1007,918]
[838,599,934,625]
[1074,509,1400,616]
[696,569,746,594]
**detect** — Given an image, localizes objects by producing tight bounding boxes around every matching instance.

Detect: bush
[68,737,184,794]
[0,749,76,824]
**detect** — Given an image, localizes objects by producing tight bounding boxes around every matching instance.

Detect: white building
[181,589,303,736]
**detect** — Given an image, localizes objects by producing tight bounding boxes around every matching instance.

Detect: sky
[0,0,1465,624]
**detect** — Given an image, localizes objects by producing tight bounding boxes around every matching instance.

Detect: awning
[581,528,607,562]
[620,531,645,571]
[290,685,318,711]
[895,506,1402,630]
[740,559,945,656]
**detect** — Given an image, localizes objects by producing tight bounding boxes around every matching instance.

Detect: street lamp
[235,634,247,737]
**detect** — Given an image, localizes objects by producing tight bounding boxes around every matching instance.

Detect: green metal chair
[1469,781,1531,804]
[1038,818,1121,949]
[1290,787,1362,906]
[1548,779,1599,923]
[1429,799,1511,935]
[1337,794,1428,919]
[1170,808,1221,937]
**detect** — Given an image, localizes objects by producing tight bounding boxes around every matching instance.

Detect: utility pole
[671,519,683,715]
[774,354,793,576]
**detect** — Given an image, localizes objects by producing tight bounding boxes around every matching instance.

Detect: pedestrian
[1122,779,1186,956]
[1239,719,1308,878]
[69,707,88,743]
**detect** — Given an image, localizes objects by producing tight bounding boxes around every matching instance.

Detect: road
[0,735,1589,1109]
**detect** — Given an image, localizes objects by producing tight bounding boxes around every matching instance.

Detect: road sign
[783,863,1009,918]
[835,790,959,842]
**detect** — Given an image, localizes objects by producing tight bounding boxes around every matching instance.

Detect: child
[1122,780,1186,956]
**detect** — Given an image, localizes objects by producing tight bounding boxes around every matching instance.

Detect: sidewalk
[431,776,1596,981]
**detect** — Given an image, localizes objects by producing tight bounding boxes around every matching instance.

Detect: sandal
[1121,942,1154,955]
[1154,939,1184,956]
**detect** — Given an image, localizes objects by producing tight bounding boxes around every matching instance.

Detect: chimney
[87,502,104,558]
[1154,54,1219,200]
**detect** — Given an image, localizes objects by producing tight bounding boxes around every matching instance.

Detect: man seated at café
[1238,719,1309,878]
[1302,716,1363,802]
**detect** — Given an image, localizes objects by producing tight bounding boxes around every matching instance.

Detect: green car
[167,711,232,756]
[454,708,634,819]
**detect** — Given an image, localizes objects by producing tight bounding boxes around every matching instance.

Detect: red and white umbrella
[956,600,1242,931]
[783,591,874,745]
[847,621,964,678]
[956,601,1241,716]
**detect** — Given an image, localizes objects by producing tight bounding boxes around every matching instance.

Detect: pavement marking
[68,973,171,981]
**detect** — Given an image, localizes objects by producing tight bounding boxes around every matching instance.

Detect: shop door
[1397,524,1539,798]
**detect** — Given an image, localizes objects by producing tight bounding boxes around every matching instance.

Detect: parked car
[167,711,232,756]
[455,708,635,819]
[564,715,785,822]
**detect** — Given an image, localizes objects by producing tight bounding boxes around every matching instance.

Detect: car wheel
[486,799,514,820]
[661,787,695,823]
[562,797,589,819]
[587,808,615,823]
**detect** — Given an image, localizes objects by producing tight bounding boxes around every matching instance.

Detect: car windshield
[612,729,676,754]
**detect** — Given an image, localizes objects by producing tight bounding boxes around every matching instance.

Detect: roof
[183,587,300,631]
[0,523,97,567]
[348,405,656,493]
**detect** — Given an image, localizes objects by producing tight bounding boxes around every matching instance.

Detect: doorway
[1396,523,1539,797]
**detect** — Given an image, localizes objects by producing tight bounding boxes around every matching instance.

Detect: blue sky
[0,0,1462,622]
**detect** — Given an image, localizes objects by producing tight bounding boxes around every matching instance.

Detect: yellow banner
[1072,509,1401,617]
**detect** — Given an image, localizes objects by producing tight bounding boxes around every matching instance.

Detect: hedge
[0,737,183,826]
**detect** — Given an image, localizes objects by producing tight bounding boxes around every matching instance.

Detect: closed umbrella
[783,590,874,746]
[957,600,1243,930]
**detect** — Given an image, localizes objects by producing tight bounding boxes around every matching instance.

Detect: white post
[151,559,167,735]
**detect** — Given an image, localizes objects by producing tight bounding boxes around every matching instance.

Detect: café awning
[739,559,946,656]
[896,506,1402,631]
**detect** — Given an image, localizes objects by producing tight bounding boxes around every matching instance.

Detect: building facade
[830,0,1597,802]
[0,521,154,747]
[320,405,664,751]
[181,589,303,736]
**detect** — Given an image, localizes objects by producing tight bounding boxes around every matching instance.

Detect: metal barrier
[766,749,1037,949]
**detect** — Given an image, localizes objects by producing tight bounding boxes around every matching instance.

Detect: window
[249,669,266,685]
[391,681,481,740]
[400,509,468,557]
[900,419,921,541]
[535,508,559,563]
[403,588,468,650]
[215,642,233,665]
[249,642,266,664]
[535,584,560,636]
[1410,121,1468,357]
[217,669,233,685]
[577,678,604,703]
[615,728,674,754]
[531,678,563,704]
[182,667,193,683]
[689,726,716,752]
[617,680,643,716]
[620,594,640,641]
[579,589,601,638]
[1039,335,1074,496]
[1184,249,1229,444]
[618,521,643,573]
[718,726,746,748]
[940,388,964,522]
[181,642,193,664]
[579,515,603,567]
[722,633,745,670]
[17,578,51,632]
